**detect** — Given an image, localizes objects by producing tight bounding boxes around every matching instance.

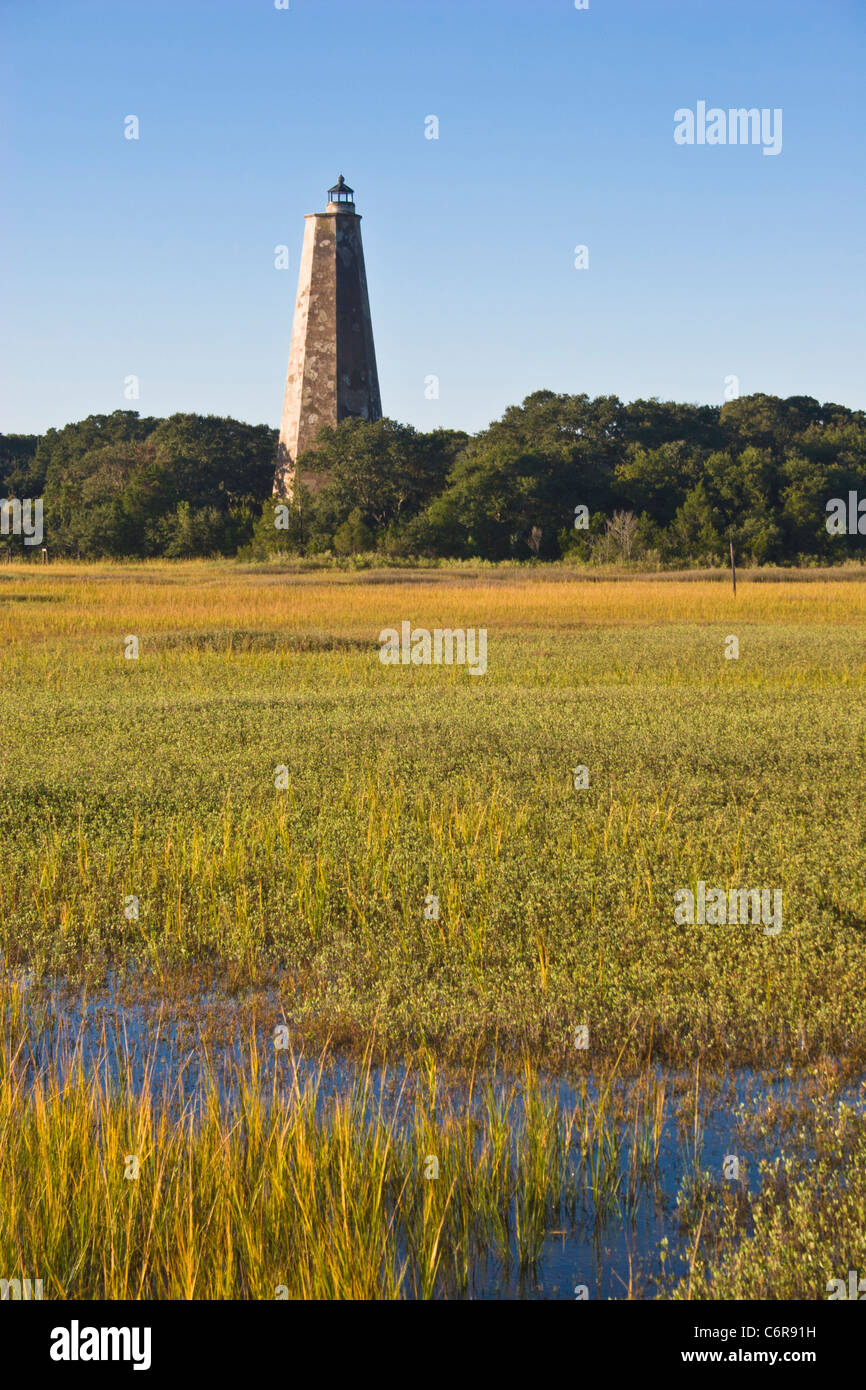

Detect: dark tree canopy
[3,392,865,563]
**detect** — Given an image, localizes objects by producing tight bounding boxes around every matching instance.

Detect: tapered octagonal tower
[274,176,382,499]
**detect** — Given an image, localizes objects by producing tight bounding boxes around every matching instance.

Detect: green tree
[333,508,375,555]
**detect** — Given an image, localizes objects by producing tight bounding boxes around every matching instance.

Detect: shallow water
[10,975,863,1300]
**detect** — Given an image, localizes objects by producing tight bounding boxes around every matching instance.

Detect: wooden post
[729,536,737,597]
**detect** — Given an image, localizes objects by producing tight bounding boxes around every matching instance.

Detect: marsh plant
[378,622,487,675]
[0,565,864,1066]
[0,562,864,1298]
[0,979,681,1300]
[673,883,783,936]
[669,1099,866,1301]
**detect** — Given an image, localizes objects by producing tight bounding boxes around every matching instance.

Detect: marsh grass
[668,1095,866,1300]
[1,561,864,1298]
[2,976,861,1299]
[1,564,864,1067]
[0,978,688,1299]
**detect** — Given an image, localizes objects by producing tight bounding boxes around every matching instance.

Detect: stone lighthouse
[274,176,382,499]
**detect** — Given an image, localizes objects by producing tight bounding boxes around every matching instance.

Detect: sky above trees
[1,0,864,437]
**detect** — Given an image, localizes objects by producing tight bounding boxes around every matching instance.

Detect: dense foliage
[0,412,275,558]
[3,391,865,563]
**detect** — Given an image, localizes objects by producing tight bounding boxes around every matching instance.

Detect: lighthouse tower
[274,176,382,499]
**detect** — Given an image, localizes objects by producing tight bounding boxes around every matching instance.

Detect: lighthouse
[274,176,382,499]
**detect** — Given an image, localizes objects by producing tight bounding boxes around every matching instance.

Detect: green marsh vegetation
[0,563,864,1297]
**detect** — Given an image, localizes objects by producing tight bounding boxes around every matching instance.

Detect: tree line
[3,391,865,564]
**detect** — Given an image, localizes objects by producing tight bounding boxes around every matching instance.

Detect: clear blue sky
[1,0,864,438]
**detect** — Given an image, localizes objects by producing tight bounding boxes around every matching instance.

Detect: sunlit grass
[0,978,674,1300]
[1,562,864,1067]
[1,561,864,1297]
[4,557,866,646]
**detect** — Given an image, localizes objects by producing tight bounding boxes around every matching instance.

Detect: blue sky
[1,0,864,437]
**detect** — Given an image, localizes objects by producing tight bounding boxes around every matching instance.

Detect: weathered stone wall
[336,215,381,426]
[275,215,337,497]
